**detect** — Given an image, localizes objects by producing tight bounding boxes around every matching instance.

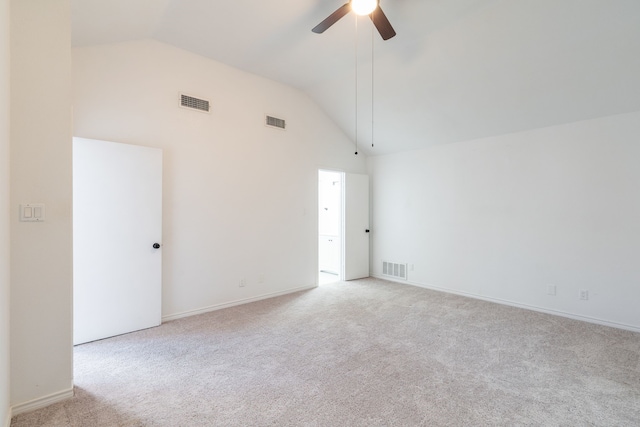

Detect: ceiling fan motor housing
[312,0,396,40]
[351,0,378,16]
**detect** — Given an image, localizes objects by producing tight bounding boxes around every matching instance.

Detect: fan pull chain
[354,15,358,156]
[372,24,375,148]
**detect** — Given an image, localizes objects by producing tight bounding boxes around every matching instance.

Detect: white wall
[10,0,73,409]
[0,0,10,423]
[369,111,640,331]
[72,39,366,319]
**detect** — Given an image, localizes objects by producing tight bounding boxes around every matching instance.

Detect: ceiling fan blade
[312,3,351,34]
[370,6,396,40]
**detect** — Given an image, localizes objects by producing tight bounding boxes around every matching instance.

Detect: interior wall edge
[371,275,640,334]
[0,0,10,421]
[9,0,73,406]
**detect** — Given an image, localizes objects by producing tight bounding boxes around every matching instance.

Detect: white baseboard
[371,275,640,334]
[4,409,11,427]
[162,284,318,322]
[10,387,74,417]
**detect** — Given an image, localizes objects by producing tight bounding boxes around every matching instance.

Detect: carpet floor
[11,278,640,426]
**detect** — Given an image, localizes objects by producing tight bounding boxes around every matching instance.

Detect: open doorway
[318,170,343,285]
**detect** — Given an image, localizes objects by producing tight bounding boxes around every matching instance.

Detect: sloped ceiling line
[72,0,640,156]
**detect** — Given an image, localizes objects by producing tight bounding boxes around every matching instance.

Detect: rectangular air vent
[180,94,210,113]
[265,115,286,130]
[382,261,407,280]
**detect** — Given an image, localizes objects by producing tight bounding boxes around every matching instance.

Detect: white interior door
[73,137,162,345]
[343,173,370,280]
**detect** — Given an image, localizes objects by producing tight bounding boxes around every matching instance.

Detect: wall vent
[180,94,210,113]
[382,261,407,280]
[265,115,286,130]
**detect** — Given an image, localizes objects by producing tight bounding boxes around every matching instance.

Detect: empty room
[2,0,640,426]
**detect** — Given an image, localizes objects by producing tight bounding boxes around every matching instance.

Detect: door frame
[318,169,344,284]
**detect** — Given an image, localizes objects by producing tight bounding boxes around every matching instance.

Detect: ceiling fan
[312,0,396,40]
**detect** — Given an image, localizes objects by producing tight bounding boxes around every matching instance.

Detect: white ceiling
[72,0,640,156]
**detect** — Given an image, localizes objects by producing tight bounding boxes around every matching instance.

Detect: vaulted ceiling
[72,0,640,156]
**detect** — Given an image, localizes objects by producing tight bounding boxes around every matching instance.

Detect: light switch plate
[20,204,45,222]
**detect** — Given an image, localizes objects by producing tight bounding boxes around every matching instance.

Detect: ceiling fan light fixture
[351,0,377,16]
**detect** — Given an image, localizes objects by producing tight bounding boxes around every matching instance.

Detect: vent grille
[265,115,286,130]
[181,94,210,112]
[382,261,407,280]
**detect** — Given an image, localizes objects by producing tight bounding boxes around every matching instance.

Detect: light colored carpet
[11,278,640,426]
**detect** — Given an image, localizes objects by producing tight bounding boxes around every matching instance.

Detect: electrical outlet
[547,285,556,296]
[579,290,589,300]
[239,279,246,287]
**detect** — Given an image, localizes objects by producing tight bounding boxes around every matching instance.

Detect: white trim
[4,408,11,427]
[162,284,318,322]
[371,275,640,334]
[10,387,74,417]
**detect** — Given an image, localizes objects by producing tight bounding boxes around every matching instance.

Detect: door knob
[153,243,161,249]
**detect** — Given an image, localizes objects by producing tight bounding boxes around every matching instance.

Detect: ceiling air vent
[265,115,286,130]
[180,94,210,113]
